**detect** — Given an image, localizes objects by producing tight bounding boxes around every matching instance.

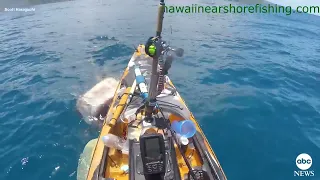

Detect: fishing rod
[156,0,165,37]
[142,1,198,180]
[144,0,166,122]
[144,0,184,120]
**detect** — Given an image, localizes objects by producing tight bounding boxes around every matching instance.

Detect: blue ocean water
[0,0,320,179]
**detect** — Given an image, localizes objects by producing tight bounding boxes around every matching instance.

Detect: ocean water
[0,0,319,180]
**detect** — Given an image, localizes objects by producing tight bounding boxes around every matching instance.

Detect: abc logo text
[294,153,314,177]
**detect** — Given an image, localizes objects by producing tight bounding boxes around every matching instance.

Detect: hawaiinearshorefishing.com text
[165,4,320,15]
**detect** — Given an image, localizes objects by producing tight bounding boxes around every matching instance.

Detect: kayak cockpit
[79,109,226,180]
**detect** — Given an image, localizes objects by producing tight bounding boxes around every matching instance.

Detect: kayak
[77,1,227,180]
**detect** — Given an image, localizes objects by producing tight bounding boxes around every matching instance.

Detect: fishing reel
[145,36,184,59]
[145,36,161,58]
[145,36,184,75]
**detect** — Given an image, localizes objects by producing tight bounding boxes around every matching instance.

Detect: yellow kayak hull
[79,45,227,180]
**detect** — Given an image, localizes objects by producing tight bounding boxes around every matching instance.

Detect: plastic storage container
[121,108,137,123]
[102,134,129,154]
[171,120,196,138]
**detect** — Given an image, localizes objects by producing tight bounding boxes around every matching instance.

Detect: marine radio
[139,133,166,175]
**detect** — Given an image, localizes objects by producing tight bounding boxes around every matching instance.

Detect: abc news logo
[294,153,315,177]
